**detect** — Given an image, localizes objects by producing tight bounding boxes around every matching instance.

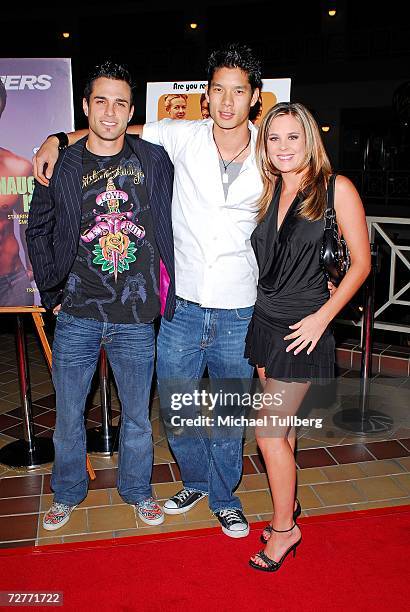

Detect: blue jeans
[51,312,155,506]
[157,299,254,512]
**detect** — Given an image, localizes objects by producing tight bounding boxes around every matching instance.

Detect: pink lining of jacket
[159,259,170,316]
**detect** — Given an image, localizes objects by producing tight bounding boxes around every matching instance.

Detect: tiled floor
[336,340,410,377]
[0,325,409,548]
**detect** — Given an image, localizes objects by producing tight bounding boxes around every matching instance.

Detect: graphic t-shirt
[61,142,160,323]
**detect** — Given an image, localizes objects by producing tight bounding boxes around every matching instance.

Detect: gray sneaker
[163,488,207,515]
[214,509,250,538]
[43,502,77,531]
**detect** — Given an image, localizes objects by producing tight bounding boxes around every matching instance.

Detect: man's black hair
[83,60,135,105]
[0,79,7,117]
[207,43,262,92]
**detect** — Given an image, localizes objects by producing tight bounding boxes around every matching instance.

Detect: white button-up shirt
[142,118,262,308]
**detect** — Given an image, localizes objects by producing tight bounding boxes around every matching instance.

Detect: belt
[176,295,202,307]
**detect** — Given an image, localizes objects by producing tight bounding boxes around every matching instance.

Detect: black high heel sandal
[260,499,301,544]
[249,523,302,573]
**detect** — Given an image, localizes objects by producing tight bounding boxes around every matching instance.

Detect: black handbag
[320,174,351,286]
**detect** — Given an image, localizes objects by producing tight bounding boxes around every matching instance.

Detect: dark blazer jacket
[26,135,176,320]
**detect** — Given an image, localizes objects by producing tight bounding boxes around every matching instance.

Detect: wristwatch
[49,132,69,150]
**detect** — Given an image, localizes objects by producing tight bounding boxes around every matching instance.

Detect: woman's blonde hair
[255,102,332,222]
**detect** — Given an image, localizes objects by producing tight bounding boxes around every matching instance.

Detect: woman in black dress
[245,103,370,572]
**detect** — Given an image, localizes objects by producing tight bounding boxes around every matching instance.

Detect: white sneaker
[134,498,165,526]
[43,502,77,531]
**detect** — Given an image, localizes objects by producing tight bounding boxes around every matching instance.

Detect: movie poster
[0,59,74,307]
[146,78,291,123]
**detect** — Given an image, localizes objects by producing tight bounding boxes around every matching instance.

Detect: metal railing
[336,216,410,337]
[366,217,410,335]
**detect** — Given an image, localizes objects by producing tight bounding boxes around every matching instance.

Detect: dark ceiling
[1,0,410,124]
[2,0,409,78]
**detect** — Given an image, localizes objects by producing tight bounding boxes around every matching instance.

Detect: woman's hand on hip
[284,312,330,355]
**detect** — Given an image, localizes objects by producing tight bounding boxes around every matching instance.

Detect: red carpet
[0,506,409,612]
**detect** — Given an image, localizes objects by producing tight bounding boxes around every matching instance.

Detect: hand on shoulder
[32,136,60,187]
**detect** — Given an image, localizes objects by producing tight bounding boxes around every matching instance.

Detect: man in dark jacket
[26,61,174,531]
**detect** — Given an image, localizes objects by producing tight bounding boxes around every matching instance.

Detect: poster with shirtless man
[0,59,74,306]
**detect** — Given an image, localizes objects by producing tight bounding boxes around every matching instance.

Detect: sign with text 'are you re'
[145,78,291,124]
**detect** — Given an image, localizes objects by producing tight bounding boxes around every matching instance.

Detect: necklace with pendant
[213,130,251,184]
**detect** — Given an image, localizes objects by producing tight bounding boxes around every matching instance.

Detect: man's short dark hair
[207,43,262,93]
[83,60,135,105]
[0,79,7,117]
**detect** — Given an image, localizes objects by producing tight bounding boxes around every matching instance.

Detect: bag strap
[324,174,338,229]
[326,173,337,210]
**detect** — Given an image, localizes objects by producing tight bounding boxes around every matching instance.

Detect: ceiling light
[190,23,198,29]
[328,9,337,16]
[62,32,70,39]
[321,125,330,132]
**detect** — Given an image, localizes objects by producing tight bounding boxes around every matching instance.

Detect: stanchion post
[15,315,36,458]
[333,244,393,434]
[0,314,54,468]
[358,244,377,423]
[86,348,118,455]
[99,347,112,454]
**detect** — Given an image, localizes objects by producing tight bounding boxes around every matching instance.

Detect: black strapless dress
[245,180,335,381]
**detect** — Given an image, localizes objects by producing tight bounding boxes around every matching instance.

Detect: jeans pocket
[234,306,254,320]
[56,311,74,325]
[174,298,188,313]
